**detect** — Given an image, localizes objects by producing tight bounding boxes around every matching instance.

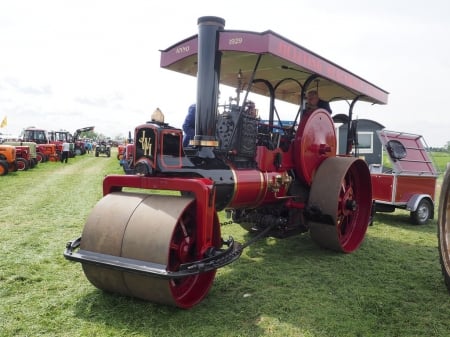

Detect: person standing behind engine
[182,104,196,147]
[61,141,70,163]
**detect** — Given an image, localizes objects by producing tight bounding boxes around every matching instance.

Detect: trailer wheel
[410,198,433,225]
[438,168,450,292]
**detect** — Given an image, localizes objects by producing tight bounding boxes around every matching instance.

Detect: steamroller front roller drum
[308,157,372,253]
[438,167,450,292]
[80,192,220,308]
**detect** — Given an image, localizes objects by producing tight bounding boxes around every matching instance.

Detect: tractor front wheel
[16,158,29,171]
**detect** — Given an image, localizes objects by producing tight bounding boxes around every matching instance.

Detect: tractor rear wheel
[438,168,450,292]
[308,157,372,253]
[80,192,219,308]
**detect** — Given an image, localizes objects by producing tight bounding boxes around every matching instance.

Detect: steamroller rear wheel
[308,157,372,253]
[438,167,450,292]
[80,192,221,308]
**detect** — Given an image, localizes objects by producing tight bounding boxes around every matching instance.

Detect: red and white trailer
[370,130,438,224]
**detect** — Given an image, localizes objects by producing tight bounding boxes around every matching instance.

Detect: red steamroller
[64,16,389,308]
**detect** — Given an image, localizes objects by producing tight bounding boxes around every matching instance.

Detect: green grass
[432,151,450,173]
[1,151,450,337]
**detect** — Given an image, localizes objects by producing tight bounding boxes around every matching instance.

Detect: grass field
[1,150,450,337]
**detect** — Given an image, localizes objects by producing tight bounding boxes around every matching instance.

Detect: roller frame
[63,175,242,276]
[103,175,219,258]
[64,236,242,279]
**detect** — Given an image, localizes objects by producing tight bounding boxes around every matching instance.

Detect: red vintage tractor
[11,145,32,171]
[21,127,58,162]
[64,17,388,308]
[73,126,95,155]
[37,144,58,162]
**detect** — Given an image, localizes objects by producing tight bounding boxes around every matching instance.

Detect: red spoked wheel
[80,192,220,308]
[308,157,372,253]
[16,158,29,171]
[438,167,450,292]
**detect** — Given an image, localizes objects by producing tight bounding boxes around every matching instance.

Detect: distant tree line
[429,142,450,152]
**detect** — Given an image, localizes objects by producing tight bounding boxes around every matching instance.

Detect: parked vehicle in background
[48,130,75,158]
[73,126,95,155]
[0,144,18,175]
[21,127,48,144]
[4,141,39,167]
[119,143,135,174]
[36,144,58,162]
[11,145,32,171]
[117,144,126,160]
[95,140,111,157]
[370,130,438,225]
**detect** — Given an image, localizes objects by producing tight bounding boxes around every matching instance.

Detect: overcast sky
[1,0,449,147]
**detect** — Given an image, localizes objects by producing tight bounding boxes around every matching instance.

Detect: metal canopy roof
[160,29,389,106]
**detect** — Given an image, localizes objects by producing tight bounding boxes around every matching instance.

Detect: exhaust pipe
[192,16,225,158]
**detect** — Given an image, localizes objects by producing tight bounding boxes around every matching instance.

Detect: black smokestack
[193,16,225,157]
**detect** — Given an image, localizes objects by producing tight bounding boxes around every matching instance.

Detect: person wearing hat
[306,90,332,114]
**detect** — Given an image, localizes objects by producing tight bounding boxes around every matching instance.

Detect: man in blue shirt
[182,104,196,147]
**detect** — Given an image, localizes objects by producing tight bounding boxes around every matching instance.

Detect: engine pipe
[192,16,225,151]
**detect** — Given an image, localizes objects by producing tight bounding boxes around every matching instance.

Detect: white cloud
[0,0,449,146]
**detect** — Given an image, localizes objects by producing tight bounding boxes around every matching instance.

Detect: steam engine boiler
[64,16,388,308]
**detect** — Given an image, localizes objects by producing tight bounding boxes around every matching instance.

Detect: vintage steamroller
[64,16,389,308]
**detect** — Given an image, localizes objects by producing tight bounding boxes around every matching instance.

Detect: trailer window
[357,132,374,154]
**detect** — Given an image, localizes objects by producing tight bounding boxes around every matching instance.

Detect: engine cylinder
[226,168,290,209]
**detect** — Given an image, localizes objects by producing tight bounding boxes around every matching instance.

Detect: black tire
[410,198,433,225]
[16,158,29,171]
[0,160,8,176]
[439,168,450,292]
[36,152,45,163]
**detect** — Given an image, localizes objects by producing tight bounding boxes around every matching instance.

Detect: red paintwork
[226,168,290,208]
[103,175,217,258]
[372,174,436,204]
[161,31,388,105]
[294,109,337,185]
[371,130,438,206]
[117,145,126,159]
